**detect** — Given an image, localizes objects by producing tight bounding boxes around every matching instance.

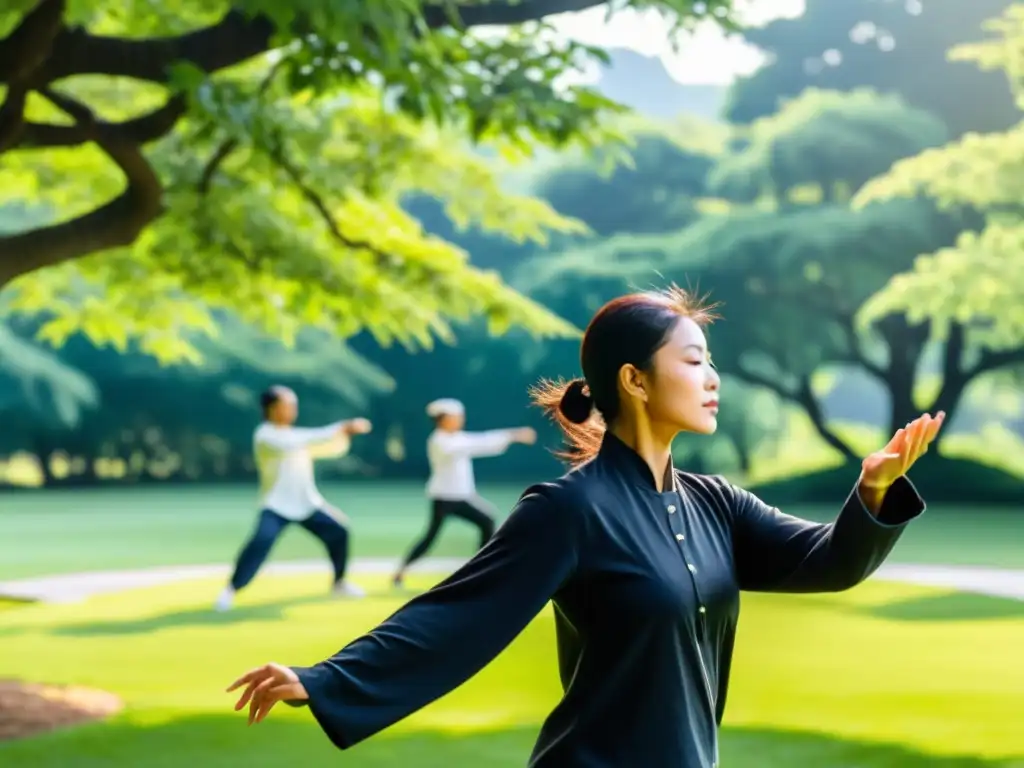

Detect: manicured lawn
[1,481,1022,579]
[0,574,1021,766]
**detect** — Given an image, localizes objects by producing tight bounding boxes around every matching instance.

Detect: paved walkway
[1,558,1022,604]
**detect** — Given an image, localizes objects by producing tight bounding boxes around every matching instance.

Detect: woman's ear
[618,364,647,403]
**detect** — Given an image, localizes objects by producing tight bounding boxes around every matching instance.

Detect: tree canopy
[0,0,741,363]
[0,320,97,432]
[854,4,1024,364]
[535,115,727,237]
[710,88,949,203]
[519,88,1005,461]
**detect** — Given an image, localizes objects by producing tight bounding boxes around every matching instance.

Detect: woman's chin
[684,416,718,435]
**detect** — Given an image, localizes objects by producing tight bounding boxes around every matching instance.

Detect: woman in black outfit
[228,286,944,768]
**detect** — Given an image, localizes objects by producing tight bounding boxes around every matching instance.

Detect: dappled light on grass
[727,583,1024,759]
[0,576,1021,764]
[0,715,1017,768]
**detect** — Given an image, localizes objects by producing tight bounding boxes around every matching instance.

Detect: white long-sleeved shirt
[425,429,515,501]
[254,421,350,521]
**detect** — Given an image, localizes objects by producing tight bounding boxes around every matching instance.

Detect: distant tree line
[2,0,1023,503]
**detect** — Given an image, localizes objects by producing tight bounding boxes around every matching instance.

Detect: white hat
[426,398,465,418]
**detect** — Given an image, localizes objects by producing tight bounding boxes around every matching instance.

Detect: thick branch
[755,281,887,379]
[967,345,1024,379]
[0,85,28,151]
[198,138,239,195]
[0,89,163,286]
[834,308,886,380]
[267,145,382,255]
[30,0,605,87]
[0,0,608,285]
[928,322,967,415]
[794,375,859,461]
[198,61,281,194]
[36,10,274,84]
[17,94,186,149]
[925,328,1024,451]
[731,364,796,403]
[731,364,859,461]
[871,314,929,433]
[0,0,65,80]
[421,0,606,28]
[0,0,66,151]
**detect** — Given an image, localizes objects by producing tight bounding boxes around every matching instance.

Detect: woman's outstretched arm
[731,412,943,593]
[227,484,579,749]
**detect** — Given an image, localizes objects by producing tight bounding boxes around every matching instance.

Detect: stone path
[0,558,465,603]
[0,558,1022,604]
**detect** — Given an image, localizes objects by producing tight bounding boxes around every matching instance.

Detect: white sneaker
[214,586,235,612]
[332,581,366,599]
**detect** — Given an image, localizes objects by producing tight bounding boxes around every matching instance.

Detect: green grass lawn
[0,574,1021,766]
[1,481,1023,580]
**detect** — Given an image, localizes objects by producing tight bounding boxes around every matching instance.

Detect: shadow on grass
[0,594,337,639]
[853,591,1024,623]
[0,713,1020,768]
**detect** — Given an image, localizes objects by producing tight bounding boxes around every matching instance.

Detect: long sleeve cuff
[290,664,354,749]
[853,475,926,528]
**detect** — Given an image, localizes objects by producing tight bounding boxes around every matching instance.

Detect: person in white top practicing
[215,385,373,612]
[391,398,536,588]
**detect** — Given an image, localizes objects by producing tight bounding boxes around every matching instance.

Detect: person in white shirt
[391,398,536,588]
[215,385,372,612]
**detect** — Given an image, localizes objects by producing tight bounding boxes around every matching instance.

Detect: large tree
[0,0,738,362]
[724,0,1020,137]
[524,89,989,463]
[853,3,1024,386]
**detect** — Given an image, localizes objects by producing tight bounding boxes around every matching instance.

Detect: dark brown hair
[260,385,292,418]
[530,285,717,465]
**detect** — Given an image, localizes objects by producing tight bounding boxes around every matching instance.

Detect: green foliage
[535,115,728,236]
[7,311,397,484]
[527,198,963,383]
[517,87,982,459]
[853,5,1024,351]
[191,314,395,409]
[0,322,98,430]
[710,88,949,202]
[0,0,747,363]
[5,80,585,362]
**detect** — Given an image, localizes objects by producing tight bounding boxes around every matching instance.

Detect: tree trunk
[927,323,968,451]
[875,315,930,435]
[30,433,56,486]
[732,366,860,462]
[796,376,859,462]
[734,438,752,475]
[886,363,918,437]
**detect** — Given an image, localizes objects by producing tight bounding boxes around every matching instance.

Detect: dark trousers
[230,508,350,591]
[400,497,496,568]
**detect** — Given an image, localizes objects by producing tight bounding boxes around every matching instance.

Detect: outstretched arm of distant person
[433,427,536,459]
[308,419,373,459]
[257,418,372,453]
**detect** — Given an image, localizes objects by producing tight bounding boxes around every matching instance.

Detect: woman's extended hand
[227,662,309,725]
[860,411,945,492]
